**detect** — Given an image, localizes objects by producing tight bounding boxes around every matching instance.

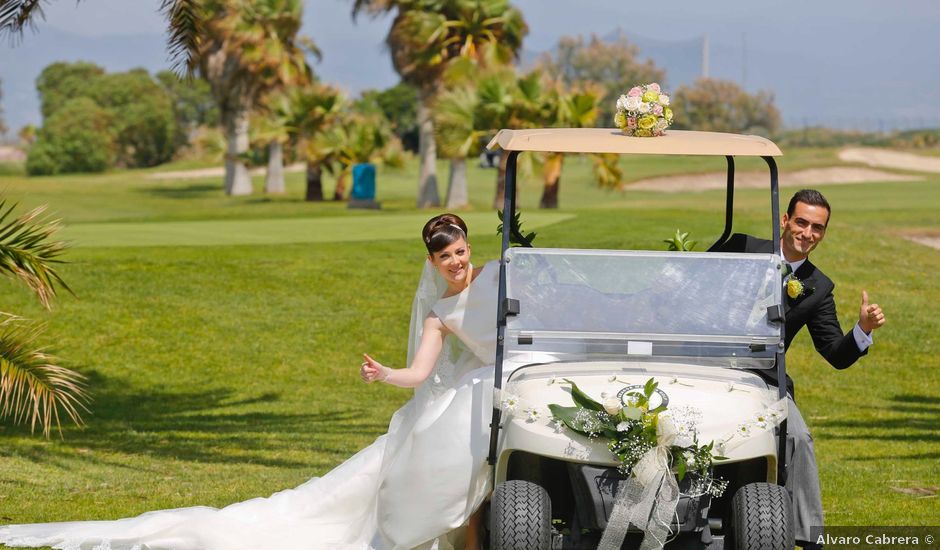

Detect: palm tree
[434,85,482,209]
[284,82,346,201]
[352,0,527,208]
[0,201,87,437]
[257,38,320,195]
[538,83,603,208]
[321,110,402,200]
[197,0,309,196]
[472,69,547,209]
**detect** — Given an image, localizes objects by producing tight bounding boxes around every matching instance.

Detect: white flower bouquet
[614,83,673,137]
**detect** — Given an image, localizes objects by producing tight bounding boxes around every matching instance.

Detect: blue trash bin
[349,162,380,209]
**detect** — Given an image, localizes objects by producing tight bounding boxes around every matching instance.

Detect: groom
[717,189,885,549]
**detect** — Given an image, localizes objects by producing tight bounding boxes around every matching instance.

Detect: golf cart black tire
[490,480,552,550]
[730,482,794,550]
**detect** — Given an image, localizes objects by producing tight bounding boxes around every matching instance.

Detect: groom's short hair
[787,189,831,226]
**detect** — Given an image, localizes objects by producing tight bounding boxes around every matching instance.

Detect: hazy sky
[3,0,939,131]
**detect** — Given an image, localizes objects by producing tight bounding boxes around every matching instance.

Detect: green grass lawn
[0,149,937,542]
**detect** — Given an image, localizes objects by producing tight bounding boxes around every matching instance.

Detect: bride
[0,213,499,550]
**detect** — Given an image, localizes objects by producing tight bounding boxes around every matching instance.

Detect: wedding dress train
[0,261,500,550]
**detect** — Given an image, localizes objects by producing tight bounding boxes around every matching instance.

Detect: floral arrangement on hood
[614,83,673,137]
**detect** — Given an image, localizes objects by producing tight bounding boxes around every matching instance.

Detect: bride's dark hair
[422,213,469,254]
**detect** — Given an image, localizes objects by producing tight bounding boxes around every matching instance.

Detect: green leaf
[675,454,688,480]
[644,377,658,398]
[563,379,605,411]
[548,404,593,436]
[620,406,642,420]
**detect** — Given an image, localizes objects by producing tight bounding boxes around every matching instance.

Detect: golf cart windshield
[504,248,783,369]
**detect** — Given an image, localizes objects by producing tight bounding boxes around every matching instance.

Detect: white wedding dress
[0,261,500,550]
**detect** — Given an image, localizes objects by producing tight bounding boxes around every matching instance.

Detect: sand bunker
[625,166,921,193]
[839,148,940,173]
[146,163,305,180]
[901,232,940,251]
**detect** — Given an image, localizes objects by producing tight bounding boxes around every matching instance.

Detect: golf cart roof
[487,128,782,157]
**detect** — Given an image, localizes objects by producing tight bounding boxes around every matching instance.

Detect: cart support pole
[488,150,519,466]
[765,155,789,485]
[708,156,736,251]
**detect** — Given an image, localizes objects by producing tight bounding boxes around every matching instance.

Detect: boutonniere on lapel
[786,276,815,300]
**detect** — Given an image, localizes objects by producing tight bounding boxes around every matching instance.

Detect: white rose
[616,95,629,111]
[659,94,670,106]
[603,397,622,416]
[655,119,669,131]
[624,96,642,111]
[637,101,651,114]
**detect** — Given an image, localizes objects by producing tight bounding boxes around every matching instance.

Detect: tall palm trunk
[305,162,323,201]
[445,157,469,209]
[264,141,285,194]
[493,149,510,210]
[416,92,440,208]
[224,107,252,196]
[334,167,350,201]
[539,153,564,209]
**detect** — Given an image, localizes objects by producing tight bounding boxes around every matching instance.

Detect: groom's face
[781,201,829,261]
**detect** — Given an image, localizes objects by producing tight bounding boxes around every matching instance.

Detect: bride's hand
[360,353,389,383]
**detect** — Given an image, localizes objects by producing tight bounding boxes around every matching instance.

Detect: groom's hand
[858,290,885,334]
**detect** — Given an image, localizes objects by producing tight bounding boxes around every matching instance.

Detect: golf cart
[484,129,793,549]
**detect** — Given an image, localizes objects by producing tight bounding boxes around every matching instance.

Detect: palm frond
[0,316,88,437]
[0,200,71,308]
[160,0,204,75]
[0,0,53,39]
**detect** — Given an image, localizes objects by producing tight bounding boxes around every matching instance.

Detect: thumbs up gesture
[858,290,885,334]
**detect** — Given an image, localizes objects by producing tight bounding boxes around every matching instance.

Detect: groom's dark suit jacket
[717,233,867,396]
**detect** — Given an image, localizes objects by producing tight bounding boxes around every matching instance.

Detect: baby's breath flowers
[614,83,674,137]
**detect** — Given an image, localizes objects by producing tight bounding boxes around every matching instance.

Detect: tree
[282,82,346,201]
[538,82,606,208]
[361,83,419,152]
[0,200,87,437]
[671,78,781,136]
[310,97,402,200]
[474,69,548,209]
[353,0,527,208]
[87,69,180,168]
[35,61,107,120]
[31,63,180,170]
[433,85,482,208]
[26,97,115,175]
[156,69,220,149]
[537,33,665,127]
[196,0,310,196]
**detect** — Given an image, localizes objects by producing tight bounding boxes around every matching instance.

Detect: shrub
[26,98,114,175]
[87,69,179,168]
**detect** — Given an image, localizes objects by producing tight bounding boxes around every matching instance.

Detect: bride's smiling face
[429,237,471,286]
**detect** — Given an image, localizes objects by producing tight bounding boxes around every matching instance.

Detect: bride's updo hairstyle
[423,213,469,254]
